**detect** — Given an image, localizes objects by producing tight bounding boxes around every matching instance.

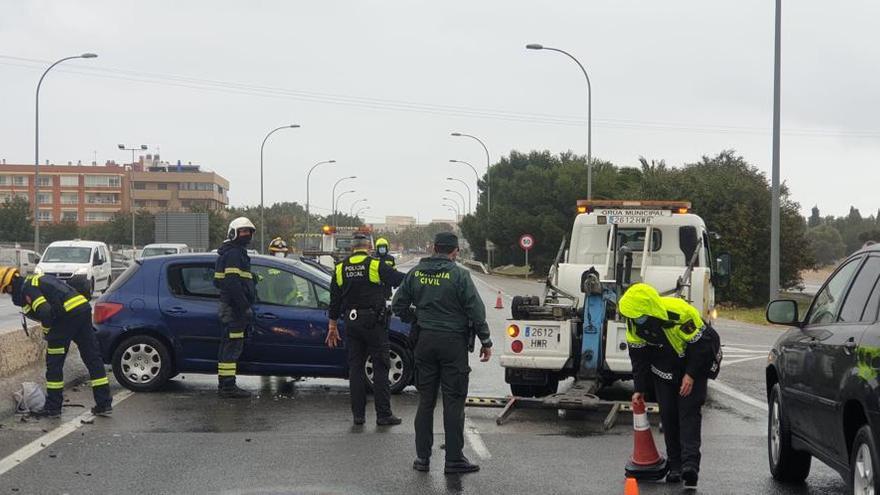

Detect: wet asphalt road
[0,261,847,494]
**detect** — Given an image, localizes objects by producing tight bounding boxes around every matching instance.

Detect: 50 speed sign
[519,234,535,251]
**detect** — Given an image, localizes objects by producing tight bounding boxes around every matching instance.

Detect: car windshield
[142,247,178,257]
[290,259,331,284]
[41,246,91,263]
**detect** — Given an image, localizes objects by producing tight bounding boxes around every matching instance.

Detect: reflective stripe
[22,305,31,314]
[46,381,64,390]
[228,332,244,339]
[46,347,65,355]
[368,259,381,284]
[63,294,88,312]
[42,326,50,335]
[349,254,368,264]
[91,376,109,387]
[218,361,237,377]
[223,267,252,279]
[218,370,236,377]
[335,263,343,287]
[214,272,225,279]
[31,296,47,310]
[218,362,236,369]
[30,274,41,287]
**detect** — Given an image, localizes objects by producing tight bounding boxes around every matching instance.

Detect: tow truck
[477,200,730,425]
[303,225,375,270]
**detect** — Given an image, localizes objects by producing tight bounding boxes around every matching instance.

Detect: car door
[247,263,346,376]
[158,261,224,373]
[785,256,863,447]
[811,255,880,457]
[98,245,112,290]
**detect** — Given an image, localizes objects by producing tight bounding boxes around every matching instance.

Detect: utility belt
[343,306,387,328]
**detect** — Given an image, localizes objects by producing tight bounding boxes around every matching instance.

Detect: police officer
[325,233,405,426]
[374,237,395,300]
[0,267,112,418]
[214,217,257,399]
[391,232,492,475]
[619,283,715,489]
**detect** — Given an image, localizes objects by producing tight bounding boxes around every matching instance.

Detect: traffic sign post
[519,234,535,279]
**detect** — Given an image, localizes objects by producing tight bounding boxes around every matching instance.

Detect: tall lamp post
[305,159,335,248]
[354,206,370,223]
[770,0,782,298]
[334,190,356,229]
[444,189,467,216]
[34,53,98,252]
[260,124,300,253]
[526,43,593,199]
[450,133,491,213]
[331,176,357,228]
[119,144,148,251]
[442,199,461,219]
[446,177,471,214]
[348,198,368,225]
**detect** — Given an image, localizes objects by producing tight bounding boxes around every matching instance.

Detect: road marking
[464,417,491,459]
[708,380,768,412]
[723,355,768,366]
[723,346,769,355]
[0,389,134,476]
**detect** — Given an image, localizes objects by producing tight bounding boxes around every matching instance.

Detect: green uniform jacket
[391,255,492,348]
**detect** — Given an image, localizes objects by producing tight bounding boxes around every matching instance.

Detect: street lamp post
[306,159,335,248]
[118,144,148,251]
[526,43,593,199]
[334,190,356,229]
[354,206,370,223]
[34,53,98,252]
[446,177,472,214]
[444,189,467,215]
[260,124,300,253]
[443,204,460,222]
[348,198,368,224]
[450,134,491,213]
[331,176,357,229]
[442,198,462,219]
[770,0,782,299]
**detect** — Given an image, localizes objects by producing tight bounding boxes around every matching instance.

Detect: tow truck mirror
[767,299,800,326]
[713,252,732,288]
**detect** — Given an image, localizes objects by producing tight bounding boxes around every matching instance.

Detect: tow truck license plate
[525,326,557,349]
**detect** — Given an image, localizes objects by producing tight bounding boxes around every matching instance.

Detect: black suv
[766,243,880,492]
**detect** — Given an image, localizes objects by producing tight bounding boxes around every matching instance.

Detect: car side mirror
[713,252,732,289]
[767,300,800,326]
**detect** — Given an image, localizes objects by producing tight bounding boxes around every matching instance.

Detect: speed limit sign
[519,234,535,251]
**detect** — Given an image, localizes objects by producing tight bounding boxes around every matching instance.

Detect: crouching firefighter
[619,283,721,490]
[0,267,112,418]
[325,233,405,426]
[214,217,258,399]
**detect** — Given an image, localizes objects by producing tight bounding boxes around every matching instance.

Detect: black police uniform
[329,248,404,421]
[391,234,492,468]
[376,251,397,300]
[214,238,256,391]
[12,274,111,414]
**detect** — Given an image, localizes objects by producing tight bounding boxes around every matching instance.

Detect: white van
[140,243,190,258]
[36,240,113,297]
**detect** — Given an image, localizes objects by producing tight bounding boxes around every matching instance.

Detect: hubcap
[365,349,404,388]
[120,343,161,384]
[855,442,875,494]
[770,399,781,466]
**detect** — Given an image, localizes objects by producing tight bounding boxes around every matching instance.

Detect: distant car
[93,253,414,394]
[0,248,41,276]
[766,243,880,491]
[36,240,112,298]
[140,243,190,258]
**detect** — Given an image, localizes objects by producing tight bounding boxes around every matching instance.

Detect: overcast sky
[1,1,877,224]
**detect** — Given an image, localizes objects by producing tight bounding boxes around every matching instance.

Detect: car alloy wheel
[365,348,404,389]
[854,442,875,494]
[770,400,782,466]
[121,343,162,384]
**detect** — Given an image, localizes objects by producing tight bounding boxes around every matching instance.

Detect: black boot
[91,404,113,417]
[445,456,480,474]
[682,469,698,490]
[31,409,62,419]
[218,385,252,399]
[413,457,430,472]
[377,415,402,426]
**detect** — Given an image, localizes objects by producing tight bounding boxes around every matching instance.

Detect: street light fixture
[119,144,148,251]
[306,159,335,245]
[331,176,357,228]
[444,189,467,216]
[442,202,460,220]
[260,124,300,253]
[334,189,356,229]
[349,198,368,219]
[446,177,472,214]
[526,43,593,199]
[354,206,371,223]
[34,52,98,252]
[442,197,462,218]
[450,133,491,213]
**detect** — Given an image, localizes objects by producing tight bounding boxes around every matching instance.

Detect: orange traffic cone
[623,477,639,495]
[624,397,668,481]
[495,291,504,309]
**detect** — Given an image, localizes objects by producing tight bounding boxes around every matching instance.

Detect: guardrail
[461,258,489,274]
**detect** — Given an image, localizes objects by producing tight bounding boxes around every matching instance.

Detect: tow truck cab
[314,225,376,270]
[500,200,731,397]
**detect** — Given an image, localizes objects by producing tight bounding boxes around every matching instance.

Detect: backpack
[702,324,723,380]
[13,382,45,415]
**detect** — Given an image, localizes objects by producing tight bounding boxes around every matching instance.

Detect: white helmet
[227,217,256,241]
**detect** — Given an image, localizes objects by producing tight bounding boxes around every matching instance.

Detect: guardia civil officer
[0,266,112,418]
[374,237,396,300]
[619,283,718,490]
[391,232,492,475]
[214,217,257,399]
[325,234,405,426]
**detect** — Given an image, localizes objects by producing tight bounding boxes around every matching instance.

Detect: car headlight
[74,267,89,275]
[34,266,44,275]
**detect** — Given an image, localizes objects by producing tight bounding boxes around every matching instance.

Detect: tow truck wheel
[510,384,536,398]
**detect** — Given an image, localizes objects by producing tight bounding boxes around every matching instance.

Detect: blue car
[93,253,414,393]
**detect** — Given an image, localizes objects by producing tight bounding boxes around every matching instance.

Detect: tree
[806,225,846,267]
[0,197,33,243]
[808,206,822,228]
[42,221,80,245]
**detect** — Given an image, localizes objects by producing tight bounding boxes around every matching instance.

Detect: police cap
[433,232,459,248]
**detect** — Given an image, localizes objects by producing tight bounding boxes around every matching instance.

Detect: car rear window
[106,261,141,295]
[168,264,219,299]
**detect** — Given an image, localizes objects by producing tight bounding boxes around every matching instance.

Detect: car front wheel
[365,340,413,394]
[768,383,811,482]
[112,335,172,392]
[851,425,879,494]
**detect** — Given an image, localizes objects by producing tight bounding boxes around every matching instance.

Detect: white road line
[464,417,491,459]
[723,356,769,366]
[723,346,769,355]
[0,389,134,476]
[708,380,768,412]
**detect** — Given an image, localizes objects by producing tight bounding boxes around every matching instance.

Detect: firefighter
[374,237,396,300]
[391,232,492,475]
[214,217,257,399]
[0,267,112,418]
[619,283,714,490]
[268,237,289,258]
[325,233,405,426]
